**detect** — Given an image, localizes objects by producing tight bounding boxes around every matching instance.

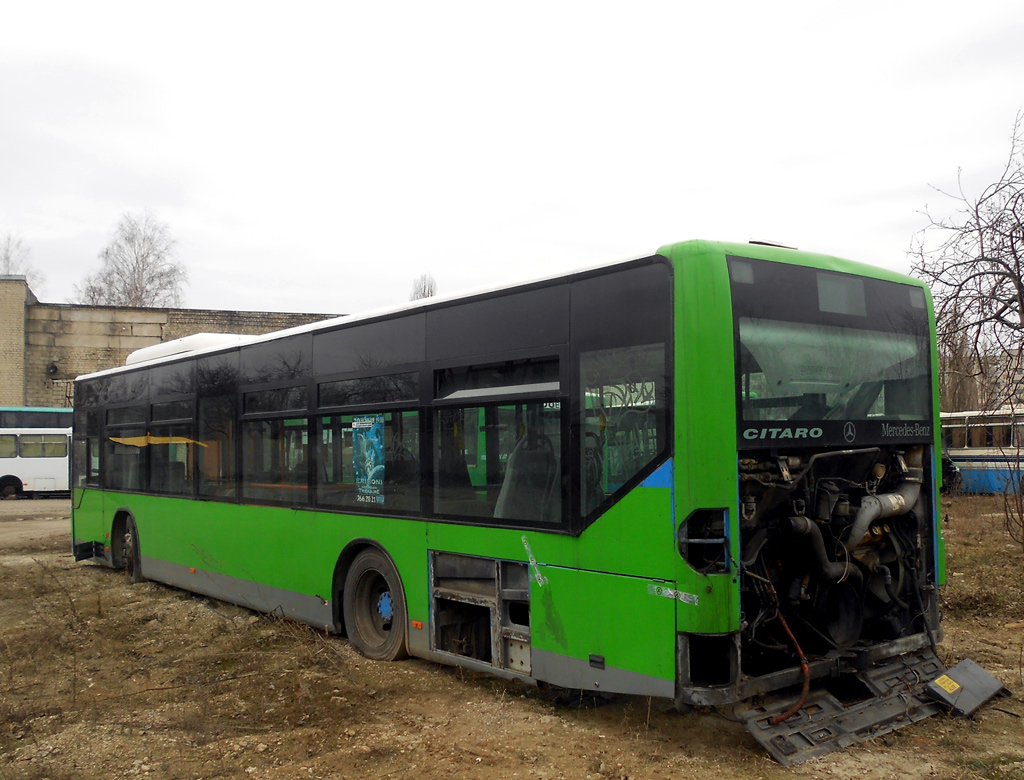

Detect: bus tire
[0,477,22,499]
[342,548,409,661]
[123,517,145,584]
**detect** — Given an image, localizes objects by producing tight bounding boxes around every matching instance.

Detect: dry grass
[0,497,1022,779]
[940,494,1024,623]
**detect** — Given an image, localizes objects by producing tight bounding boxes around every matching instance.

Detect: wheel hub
[377,590,393,622]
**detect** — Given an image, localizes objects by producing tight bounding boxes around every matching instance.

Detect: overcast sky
[2,2,1023,315]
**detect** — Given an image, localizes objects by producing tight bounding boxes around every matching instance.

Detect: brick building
[0,276,337,408]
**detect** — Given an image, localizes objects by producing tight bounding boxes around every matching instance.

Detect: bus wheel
[0,478,21,499]
[123,517,145,584]
[342,548,408,661]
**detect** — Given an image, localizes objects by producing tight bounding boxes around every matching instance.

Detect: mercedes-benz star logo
[844,421,856,443]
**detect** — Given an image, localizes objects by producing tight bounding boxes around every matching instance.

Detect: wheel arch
[330,538,407,640]
[109,507,135,569]
[0,474,23,497]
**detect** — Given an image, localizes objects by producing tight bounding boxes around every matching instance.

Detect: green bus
[71,240,945,764]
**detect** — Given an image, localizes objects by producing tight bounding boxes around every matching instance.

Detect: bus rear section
[668,247,947,763]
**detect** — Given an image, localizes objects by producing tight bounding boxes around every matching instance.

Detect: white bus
[0,407,72,498]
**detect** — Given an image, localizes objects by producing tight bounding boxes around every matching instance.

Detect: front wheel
[342,548,409,661]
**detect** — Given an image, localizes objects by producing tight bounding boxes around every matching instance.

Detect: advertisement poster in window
[353,414,385,504]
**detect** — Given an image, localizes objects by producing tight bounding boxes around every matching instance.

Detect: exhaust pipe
[842,447,924,553]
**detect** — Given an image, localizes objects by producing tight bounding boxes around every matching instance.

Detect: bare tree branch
[911,111,1024,411]
[409,272,437,301]
[0,232,46,292]
[73,212,187,307]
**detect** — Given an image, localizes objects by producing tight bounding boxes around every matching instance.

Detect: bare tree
[74,212,187,307]
[410,272,438,301]
[0,232,46,291]
[911,112,1024,411]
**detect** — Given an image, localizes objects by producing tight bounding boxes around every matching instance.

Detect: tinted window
[95,373,149,406]
[240,334,312,385]
[150,360,196,397]
[104,427,146,492]
[318,411,421,513]
[152,400,192,422]
[107,407,146,426]
[0,410,72,427]
[197,351,240,397]
[148,423,194,494]
[314,315,426,376]
[319,372,419,408]
[197,352,239,499]
[435,402,562,525]
[241,417,309,505]
[580,344,668,516]
[436,357,558,402]
[244,386,308,414]
[198,396,237,498]
[74,410,101,488]
[427,286,569,360]
[571,262,672,352]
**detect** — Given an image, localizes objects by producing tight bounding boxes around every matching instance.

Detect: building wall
[0,277,32,406]
[2,278,337,408]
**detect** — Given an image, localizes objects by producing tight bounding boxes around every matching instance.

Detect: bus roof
[76,238,927,382]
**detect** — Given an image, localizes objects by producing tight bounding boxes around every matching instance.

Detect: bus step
[741,648,946,766]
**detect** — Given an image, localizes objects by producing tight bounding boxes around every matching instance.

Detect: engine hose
[769,612,810,725]
[873,564,909,611]
[909,565,939,657]
[892,516,940,656]
[842,446,924,553]
[789,516,851,581]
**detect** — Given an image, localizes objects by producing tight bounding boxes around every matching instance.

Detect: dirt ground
[0,498,1022,780]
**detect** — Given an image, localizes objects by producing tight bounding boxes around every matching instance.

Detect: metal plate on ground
[925,658,1011,717]
[742,649,945,766]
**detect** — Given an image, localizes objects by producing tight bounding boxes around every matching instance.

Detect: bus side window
[581,343,668,517]
[241,418,309,506]
[198,396,236,498]
[318,411,421,514]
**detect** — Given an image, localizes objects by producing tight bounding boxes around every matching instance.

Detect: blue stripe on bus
[641,459,673,489]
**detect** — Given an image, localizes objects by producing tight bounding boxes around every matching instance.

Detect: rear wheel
[342,548,408,661]
[123,517,145,584]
